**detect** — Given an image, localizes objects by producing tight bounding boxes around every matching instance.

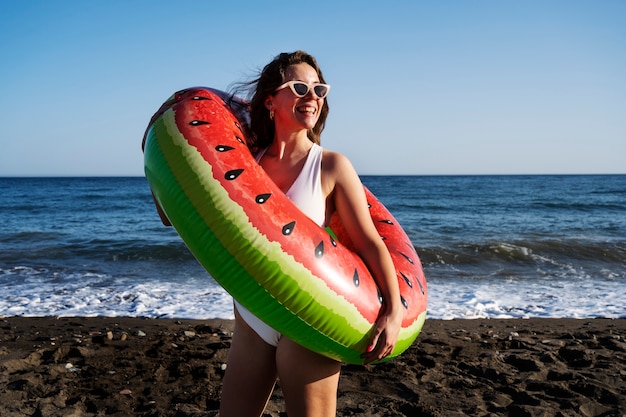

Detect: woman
[219,51,403,417]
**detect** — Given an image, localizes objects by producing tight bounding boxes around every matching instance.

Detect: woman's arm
[323,151,403,364]
[151,192,172,226]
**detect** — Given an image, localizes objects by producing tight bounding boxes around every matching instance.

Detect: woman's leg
[276,338,341,417]
[219,310,278,417]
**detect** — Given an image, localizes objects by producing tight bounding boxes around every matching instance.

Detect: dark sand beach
[1,317,624,416]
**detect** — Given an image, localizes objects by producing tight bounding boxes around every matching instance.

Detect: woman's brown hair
[231,50,329,152]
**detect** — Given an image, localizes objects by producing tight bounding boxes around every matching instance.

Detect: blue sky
[1,1,624,176]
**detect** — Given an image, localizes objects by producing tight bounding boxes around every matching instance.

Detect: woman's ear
[265,97,273,110]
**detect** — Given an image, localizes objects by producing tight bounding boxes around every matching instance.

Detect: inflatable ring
[143,87,427,364]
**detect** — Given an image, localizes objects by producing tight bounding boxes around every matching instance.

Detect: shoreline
[1,317,625,416]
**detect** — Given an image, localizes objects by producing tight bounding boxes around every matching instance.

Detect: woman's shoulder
[321,148,352,169]
[321,148,360,186]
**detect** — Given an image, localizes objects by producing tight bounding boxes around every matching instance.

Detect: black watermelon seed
[353,270,360,287]
[282,221,296,236]
[377,288,384,304]
[216,145,234,152]
[224,169,244,180]
[379,219,394,225]
[400,272,413,288]
[190,120,211,126]
[235,136,244,144]
[329,236,337,247]
[192,96,211,100]
[401,296,408,309]
[255,193,271,204]
[315,241,324,258]
[417,277,425,295]
[400,252,414,264]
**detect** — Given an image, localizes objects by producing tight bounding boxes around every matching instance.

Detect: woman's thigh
[276,338,341,417]
[219,311,278,417]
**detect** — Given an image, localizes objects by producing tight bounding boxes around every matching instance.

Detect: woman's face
[269,63,325,133]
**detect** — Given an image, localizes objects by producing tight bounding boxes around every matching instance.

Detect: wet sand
[1,317,624,416]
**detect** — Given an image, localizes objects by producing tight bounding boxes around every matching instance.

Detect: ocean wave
[0,231,62,244]
[416,239,626,267]
[531,201,626,211]
[0,239,195,263]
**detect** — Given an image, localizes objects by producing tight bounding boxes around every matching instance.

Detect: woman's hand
[360,304,403,365]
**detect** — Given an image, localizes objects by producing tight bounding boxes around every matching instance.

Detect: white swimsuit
[234,143,326,346]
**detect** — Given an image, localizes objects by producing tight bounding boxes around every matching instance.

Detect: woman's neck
[267,131,312,161]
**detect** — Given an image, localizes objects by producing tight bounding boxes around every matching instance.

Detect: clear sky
[1,0,624,176]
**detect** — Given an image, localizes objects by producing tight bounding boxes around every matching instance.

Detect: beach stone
[600,335,626,351]
[484,391,513,408]
[541,339,565,347]
[504,354,540,372]
[546,370,574,381]
[136,330,146,337]
[578,402,614,417]
[506,404,544,417]
[539,351,558,364]
[570,380,620,405]
[558,346,594,367]
[526,380,575,399]
[52,389,68,408]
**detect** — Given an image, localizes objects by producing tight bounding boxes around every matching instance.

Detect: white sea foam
[1,267,624,320]
[427,276,626,320]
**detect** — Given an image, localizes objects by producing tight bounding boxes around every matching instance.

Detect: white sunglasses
[275,81,331,99]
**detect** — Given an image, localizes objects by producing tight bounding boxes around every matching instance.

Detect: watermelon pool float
[143,87,427,364]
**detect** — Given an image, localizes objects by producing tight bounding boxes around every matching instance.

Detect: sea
[0,175,624,320]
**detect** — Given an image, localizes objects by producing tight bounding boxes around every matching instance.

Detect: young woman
[219,51,403,417]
